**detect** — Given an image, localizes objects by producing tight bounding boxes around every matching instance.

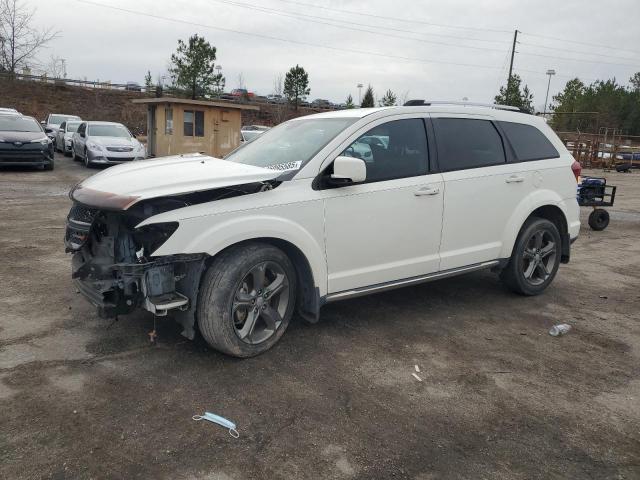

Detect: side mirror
[331,155,366,184]
[40,121,46,126]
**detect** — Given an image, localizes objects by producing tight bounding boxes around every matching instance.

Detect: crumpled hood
[73,153,281,208]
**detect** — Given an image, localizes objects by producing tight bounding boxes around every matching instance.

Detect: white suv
[65,102,581,357]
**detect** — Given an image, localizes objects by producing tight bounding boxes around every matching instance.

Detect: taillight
[571,160,582,183]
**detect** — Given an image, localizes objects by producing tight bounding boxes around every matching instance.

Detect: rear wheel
[588,208,609,231]
[197,243,297,357]
[500,217,562,296]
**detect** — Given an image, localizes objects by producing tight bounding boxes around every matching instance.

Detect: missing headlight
[134,222,179,255]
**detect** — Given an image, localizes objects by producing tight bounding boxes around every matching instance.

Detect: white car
[65,102,581,357]
[0,107,20,115]
[42,113,81,143]
[71,121,146,167]
[55,120,82,156]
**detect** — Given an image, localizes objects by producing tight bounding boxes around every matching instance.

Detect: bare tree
[0,0,58,74]
[399,90,410,106]
[271,73,287,124]
[46,54,66,78]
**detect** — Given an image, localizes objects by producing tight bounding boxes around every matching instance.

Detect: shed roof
[131,97,259,111]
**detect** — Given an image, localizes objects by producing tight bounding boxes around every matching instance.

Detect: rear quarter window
[499,121,559,161]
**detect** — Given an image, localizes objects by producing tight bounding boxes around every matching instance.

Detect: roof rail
[403,100,522,112]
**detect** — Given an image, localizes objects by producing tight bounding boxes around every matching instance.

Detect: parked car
[266,94,285,104]
[0,107,20,115]
[240,125,270,143]
[230,88,254,99]
[0,114,54,170]
[65,102,580,357]
[311,98,332,109]
[71,121,145,167]
[125,82,141,92]
[42,113,81,144]
[54,120,82,156]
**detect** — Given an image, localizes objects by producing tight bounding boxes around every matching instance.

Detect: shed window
[184,110,204,137]
[165,107,173,135]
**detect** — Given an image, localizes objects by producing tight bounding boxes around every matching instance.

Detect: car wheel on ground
[43,159,54,171]
[197,242,297,357]
[588,208,610,231]
[500,217,562,296]
[84,149,91,168]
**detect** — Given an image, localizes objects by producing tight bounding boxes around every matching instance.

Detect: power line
[208,0,511,46]
[74,0,506,71]
[520,31,640,57]
[270,0,512,34]
[208,0,508,54]
[517,49,640,69]
[519,41,640,62]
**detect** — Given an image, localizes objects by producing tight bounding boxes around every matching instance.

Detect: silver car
[55,120,82,156]
[71,121,146,167]
[0,107,20,115]
[43,113,81,144]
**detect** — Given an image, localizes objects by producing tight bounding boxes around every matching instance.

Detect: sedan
[72,121,146,167]
[0,115,54,170]
[55,120,82,156]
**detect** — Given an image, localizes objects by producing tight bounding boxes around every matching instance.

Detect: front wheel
[197,243,297,357]
[500,217,562,296]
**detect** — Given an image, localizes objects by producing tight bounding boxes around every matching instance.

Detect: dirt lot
[1,156,639,479]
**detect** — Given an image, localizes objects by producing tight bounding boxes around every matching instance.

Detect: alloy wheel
[522,229,557,286]
[232,261,290,345]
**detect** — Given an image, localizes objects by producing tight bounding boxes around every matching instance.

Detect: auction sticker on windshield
[266,161,302,172]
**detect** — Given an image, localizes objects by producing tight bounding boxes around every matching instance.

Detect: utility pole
[543,69,556,116]
[507,30,519,93]
[357,83,363,104]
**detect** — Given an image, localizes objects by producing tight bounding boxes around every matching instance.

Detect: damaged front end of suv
[65,154,281,339]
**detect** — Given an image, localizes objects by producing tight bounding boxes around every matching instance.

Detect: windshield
[66,121,81,133]
[50,115,80,125]
[0,116,42,133]
[227,118,357,171]
[88,124,131,138]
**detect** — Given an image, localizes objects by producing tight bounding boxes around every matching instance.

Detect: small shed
[132,97,259,158]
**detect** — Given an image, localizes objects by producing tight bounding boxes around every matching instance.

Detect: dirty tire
[197,242,297,357]
[43,160,54,171]
[588,208,609,231]
[500,217,562,296]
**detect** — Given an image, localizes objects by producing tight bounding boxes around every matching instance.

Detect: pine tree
[283,64,310,110]
[494,74,534,114]
[169,34,223,99]
[379,89,397,107]
[345,94,355,109]
[144,70,154,96]
[361,85,375,107]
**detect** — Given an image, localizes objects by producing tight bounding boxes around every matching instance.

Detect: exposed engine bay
[65,181,276,339]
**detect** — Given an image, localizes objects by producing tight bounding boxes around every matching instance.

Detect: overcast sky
[29,0,640,109]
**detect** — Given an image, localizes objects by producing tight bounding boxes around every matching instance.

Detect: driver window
[341,118,428,183]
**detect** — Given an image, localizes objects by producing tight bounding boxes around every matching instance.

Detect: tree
[169,34,223,99]
[144,70,154,95]
[361,85,375,107]
[379,89,397,106]
[46,55,66,78]
[494,74,534,114]
[272,73,287,123]
[345,94,355,109]
[283,64,310,110]
[0,0,58,74]
[548,78,586,131]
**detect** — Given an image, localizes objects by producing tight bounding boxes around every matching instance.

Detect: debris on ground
[414,365,421,373]
[193,412,239,438]
[411,373,423,382]
[549,324,572,337]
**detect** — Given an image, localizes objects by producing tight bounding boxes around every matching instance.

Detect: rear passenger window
[433,118,505,171]
[499,121,559,161]
[341,119,428,182]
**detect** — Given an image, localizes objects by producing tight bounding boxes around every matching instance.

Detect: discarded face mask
[193,411,239,438]
[549,324,572,337]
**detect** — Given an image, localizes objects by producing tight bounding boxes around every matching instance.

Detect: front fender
[148,207,328,296]
[499,189,568,259]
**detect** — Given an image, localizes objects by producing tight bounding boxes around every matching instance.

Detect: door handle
[414,186,440,196]
[505,175,525,183]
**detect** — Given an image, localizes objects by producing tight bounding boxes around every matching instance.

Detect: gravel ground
[1,156,639,480]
